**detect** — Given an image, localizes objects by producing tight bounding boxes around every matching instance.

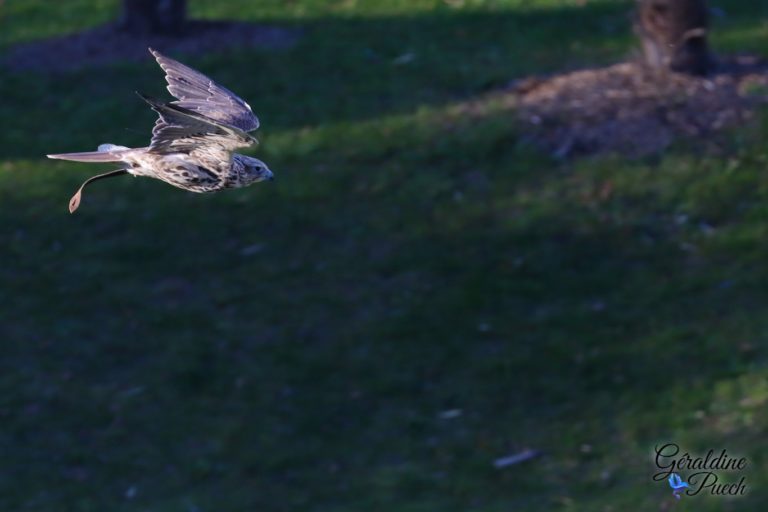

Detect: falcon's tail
[47,144,132,163]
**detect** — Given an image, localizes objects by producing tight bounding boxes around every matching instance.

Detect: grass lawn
[1,0,768,510]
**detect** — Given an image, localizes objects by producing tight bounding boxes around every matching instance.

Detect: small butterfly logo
[668,473,690,499]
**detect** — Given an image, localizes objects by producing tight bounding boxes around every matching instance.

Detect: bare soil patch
[2,20,301,73]
[508,56,768,158]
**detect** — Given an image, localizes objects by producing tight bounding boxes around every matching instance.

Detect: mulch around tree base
[506,56,768,158]
[2,20,301,73]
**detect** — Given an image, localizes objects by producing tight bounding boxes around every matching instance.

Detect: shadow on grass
[2,99,768,508]
[2,209,767,510]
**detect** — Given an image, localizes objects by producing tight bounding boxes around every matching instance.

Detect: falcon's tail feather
[48,145,132,163]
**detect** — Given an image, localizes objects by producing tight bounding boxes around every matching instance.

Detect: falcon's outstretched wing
[150,48,260,133]
[138,93,256,157]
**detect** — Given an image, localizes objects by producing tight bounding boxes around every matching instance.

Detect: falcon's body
[108,146,264,192]
[47,48,273,212]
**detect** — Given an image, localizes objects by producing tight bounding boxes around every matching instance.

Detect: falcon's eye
[254,166,262,171]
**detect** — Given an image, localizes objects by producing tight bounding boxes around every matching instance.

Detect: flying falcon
[47,48,273,213]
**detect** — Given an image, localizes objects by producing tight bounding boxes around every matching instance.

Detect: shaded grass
[1,1,768,511]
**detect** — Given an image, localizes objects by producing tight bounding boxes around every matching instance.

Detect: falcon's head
[236,154,274,184]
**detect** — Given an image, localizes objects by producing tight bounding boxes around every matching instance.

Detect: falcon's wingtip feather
[149,48,170,70]
[136,91,162,108]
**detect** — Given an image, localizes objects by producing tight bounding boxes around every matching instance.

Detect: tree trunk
[119,0,188,35]
[635,0,712,75]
